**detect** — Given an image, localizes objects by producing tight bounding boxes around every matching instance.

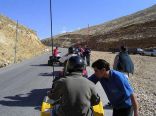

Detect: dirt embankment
[91,51,156,116]
[0,15,47,68]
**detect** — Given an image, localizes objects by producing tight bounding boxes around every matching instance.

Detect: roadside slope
[0,15,46,68]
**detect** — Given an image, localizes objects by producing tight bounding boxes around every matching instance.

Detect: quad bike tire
[48,60,63,66]
[48,60,53,66]
[49,56,60,62]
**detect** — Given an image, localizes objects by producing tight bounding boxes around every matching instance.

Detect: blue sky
[0,0,156,39]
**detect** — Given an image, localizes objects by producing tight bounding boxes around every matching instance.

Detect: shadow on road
[39,72,53,76]
[103,105,113,110]
[30,64,63,67]
[30,64,48,67]
[0,88,50,111]
[39,71,62,77]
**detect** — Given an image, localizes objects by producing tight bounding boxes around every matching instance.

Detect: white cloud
[60,26,68,33]
[76,27,81,30]
[60,26,81,34]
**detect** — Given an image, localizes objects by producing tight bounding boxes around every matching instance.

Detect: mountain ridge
[42,4,156,51]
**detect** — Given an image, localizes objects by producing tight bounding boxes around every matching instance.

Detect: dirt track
[91,51,156,116]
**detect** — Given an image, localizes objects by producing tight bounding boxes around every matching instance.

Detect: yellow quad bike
[41,96,104,116]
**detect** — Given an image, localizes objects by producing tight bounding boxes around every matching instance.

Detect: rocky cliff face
[43,5,156,51]
[0,15,45,67]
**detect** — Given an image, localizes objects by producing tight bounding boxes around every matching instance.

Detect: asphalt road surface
[0,48,112,116]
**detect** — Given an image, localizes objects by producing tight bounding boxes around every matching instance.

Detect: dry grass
[0,14,46,67]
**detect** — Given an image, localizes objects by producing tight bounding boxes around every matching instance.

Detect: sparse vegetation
[42,5,156,50]
[0,14,46,68]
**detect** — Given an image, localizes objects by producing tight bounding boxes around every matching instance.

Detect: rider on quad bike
[59,47,77,64]
[75,45,85,57]
[48,56,100,116]
[53,47,61,59]
[48,47,61,66]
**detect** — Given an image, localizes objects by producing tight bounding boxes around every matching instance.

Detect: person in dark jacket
[83,45,91,66]
[75,45,82,56]
[48,56,100,116]
[113,46,134,77]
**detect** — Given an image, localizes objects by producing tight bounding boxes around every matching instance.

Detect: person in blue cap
[89,59,138,116]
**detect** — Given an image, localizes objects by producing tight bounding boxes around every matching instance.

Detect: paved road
[0,48,112,116]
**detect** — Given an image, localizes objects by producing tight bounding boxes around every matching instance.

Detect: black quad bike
[48,55,63,66]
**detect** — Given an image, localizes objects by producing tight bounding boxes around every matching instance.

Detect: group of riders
[47,45,138,116]
[53,45,91,66]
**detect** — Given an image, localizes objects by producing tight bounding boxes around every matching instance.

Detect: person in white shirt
[59,47,78,64]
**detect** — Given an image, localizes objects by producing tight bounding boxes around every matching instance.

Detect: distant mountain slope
[42,5,156,51]
[0,15,45,67]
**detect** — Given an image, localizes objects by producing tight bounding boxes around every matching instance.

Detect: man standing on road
[48,56,100,116]
[89,59,139,116]
[83,45,91,66]
[113,46,134,78]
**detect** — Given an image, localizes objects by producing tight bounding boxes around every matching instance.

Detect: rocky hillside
[0,15,45,68]
[42,5,156,51]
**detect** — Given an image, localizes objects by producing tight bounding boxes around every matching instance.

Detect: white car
[143,49,156,56]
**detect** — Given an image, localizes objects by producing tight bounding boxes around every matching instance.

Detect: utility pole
[87,24,90,46]
[14,20,18,63]
[50,0,54,55]
[50,0,55,80]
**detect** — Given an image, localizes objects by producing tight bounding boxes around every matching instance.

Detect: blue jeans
[51,105,60,116]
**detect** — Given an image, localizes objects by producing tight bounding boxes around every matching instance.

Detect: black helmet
[66,56,85,73]
[68,47,75,54]
[120,45,127,52]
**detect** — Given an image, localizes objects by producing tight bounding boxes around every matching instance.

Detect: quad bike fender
[41,96,104,116]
